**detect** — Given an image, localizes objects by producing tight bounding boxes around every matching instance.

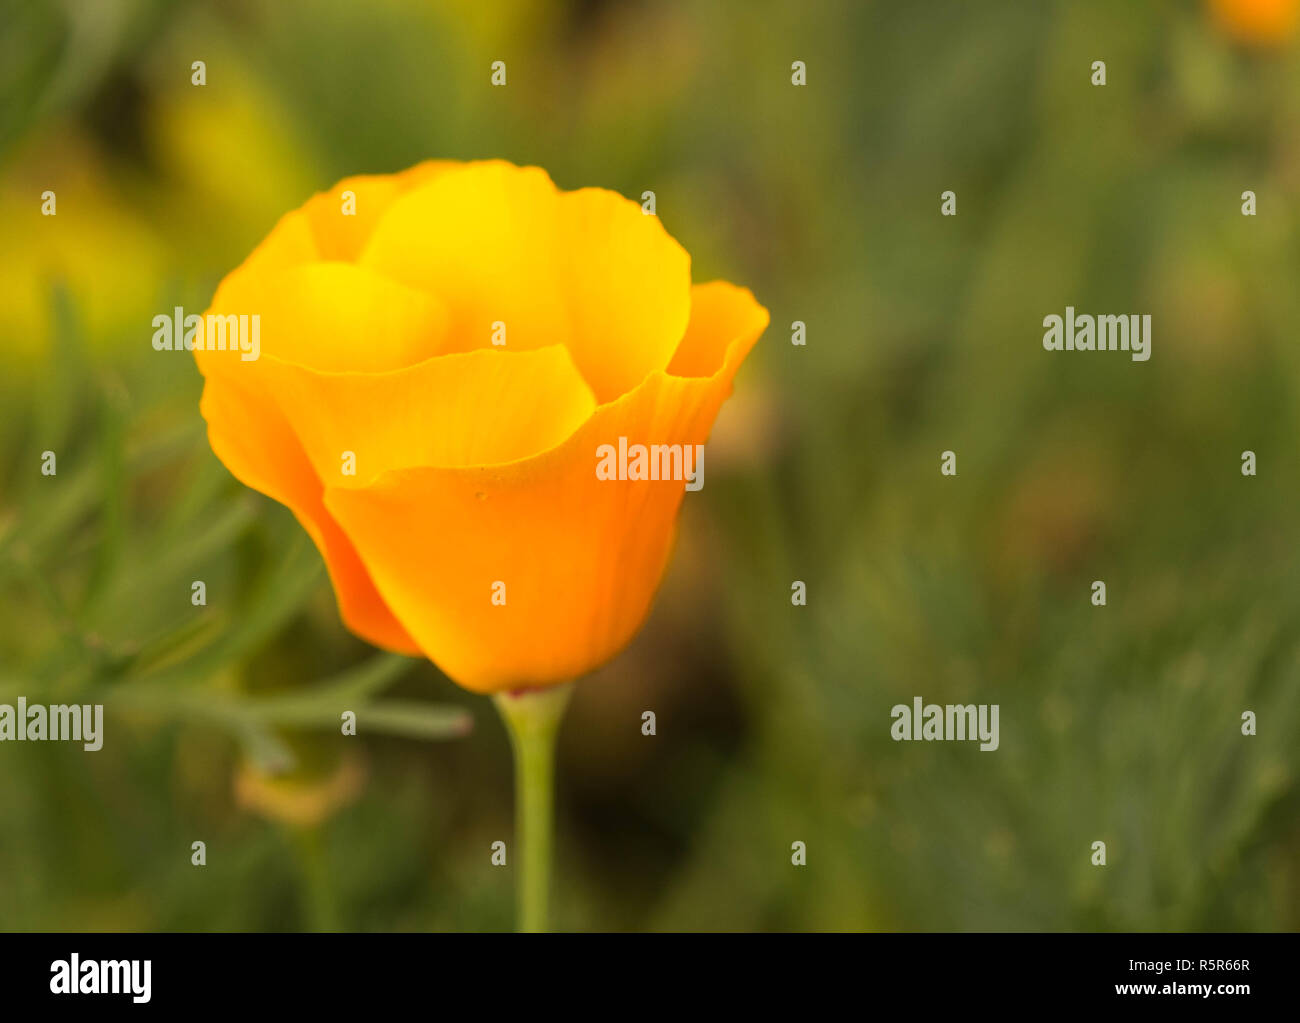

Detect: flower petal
[299,161,460,262]
[322,283,767,691]
[554,186,692,401]
[358,160,691,403]
[233,207,320,279]
[203,261,449,373]
[257,345,597,486]
[198,367,419,654]
[669,281,771,378]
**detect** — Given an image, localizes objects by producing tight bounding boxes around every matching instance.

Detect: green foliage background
[1,0,1298,931]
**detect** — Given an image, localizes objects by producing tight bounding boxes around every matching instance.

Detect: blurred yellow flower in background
[236,752,365,830]
[146,57,319,262]
[0,133,165,366]
[196,160,767,693]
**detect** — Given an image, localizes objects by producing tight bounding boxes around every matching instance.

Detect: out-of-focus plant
[0,290,472,798]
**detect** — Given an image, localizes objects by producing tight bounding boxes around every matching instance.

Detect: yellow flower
[0,132,166,365]
[235,753,365,830]
[196,160,767,693]
[1209,0,1299,45]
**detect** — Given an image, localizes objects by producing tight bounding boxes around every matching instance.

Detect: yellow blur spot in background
[0,134,165,364]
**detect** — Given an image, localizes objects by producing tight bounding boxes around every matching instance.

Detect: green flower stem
[493,683,573,933]
[292,824,340,932]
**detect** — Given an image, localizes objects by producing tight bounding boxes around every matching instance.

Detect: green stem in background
[493,683,574,933]
[292,824,341,932]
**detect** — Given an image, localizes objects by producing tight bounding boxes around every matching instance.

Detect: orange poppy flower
[196,160,767,693]
[1209,0,1299,45]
